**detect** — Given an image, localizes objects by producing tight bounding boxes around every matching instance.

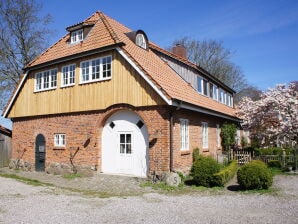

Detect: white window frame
[70,29,83,44]
[61,64,76,87]
[203,79,209,96]
[136,33,147,49]
[202,122,208,149]
[34,69,57,92]
[216,124,221,148]
[197,76,203,93]
[80,55,112,84]
[180,119,189,151]
[54,134,66,147]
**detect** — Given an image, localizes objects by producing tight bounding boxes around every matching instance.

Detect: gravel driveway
[0,175,297,224]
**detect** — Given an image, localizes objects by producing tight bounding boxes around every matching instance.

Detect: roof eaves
[172,99,239,122]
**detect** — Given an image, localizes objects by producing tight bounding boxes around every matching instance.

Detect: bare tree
[0,0,52,110]
[172,37,251,98]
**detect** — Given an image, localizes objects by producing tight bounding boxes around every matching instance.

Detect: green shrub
[237,160,273,190]
[193,148,200,162]
[214,160,238,187]
[190,155,220,187]
[267,160,281,168]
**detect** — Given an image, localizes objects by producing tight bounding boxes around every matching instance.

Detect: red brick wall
[171,109,235,173]
[11,105,238,176]
[11,105,170,174]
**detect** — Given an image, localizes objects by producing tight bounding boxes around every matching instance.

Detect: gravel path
[0,174,297,224]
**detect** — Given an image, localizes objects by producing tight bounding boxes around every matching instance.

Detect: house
[3,11,240,177]
[0,125,12,168]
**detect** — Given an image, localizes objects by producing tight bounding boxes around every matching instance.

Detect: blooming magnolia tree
[236,82,298,147]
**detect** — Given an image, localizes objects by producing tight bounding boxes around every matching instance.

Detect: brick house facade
[4,12,240,177]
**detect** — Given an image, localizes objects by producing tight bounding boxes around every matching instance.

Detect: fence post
[282,149,286,169]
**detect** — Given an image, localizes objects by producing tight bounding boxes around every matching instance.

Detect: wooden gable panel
[7,51,165,118]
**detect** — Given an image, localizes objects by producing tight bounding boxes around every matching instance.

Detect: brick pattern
[11,105,170,174]
[11,105,238,176]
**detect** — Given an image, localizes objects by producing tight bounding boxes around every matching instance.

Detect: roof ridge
[98,12,121,44]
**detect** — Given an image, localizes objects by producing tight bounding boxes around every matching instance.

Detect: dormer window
[71,29,83,44]
[126,30,148,50]
[136,33,147,49]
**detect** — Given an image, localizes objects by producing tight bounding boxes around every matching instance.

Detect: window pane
[120,144,125,154]
[120,134,125,143]
[102,56,112,78]
[126,134,131,143]
[203,80,208,96]
[209,83,213,98]
[92,59,100,80]
[126,144,132,154]
[197,77,202,93]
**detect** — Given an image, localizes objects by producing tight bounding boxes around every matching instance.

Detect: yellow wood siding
[8,51,165,118]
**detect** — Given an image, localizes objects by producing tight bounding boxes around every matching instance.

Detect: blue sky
[1,0,297,129]
[38,0,298,90]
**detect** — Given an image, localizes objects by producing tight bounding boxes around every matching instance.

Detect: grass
[0,173,54,187]
[62,173,81,179]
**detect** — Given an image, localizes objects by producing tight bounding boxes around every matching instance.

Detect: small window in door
[120,133,132,154]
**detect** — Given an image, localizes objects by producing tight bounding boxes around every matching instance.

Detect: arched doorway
[102,110,149,177]
[35,134,46,171]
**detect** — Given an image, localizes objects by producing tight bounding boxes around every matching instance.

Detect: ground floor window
[54,134,66,147]
[180,119,189,151]
[202,122,208,149]
[119,133,132,154]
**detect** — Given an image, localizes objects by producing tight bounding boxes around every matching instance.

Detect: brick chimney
[172,43,187,59]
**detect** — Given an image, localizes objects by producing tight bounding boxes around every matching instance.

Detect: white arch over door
[102,110,149,177]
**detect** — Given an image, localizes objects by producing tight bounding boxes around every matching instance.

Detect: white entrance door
[102,110,148,177]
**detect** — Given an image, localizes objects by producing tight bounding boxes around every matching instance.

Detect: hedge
[213,160,238,187]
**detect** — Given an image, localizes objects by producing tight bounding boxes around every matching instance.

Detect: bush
[267,160,281,168]
[190,155,220,187]
[192,148,200,162]
[214,160,238,187]
[237,160,273,190]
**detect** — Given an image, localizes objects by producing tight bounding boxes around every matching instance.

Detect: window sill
[202,148,209,152]
[53,147,65,150]
[34,87,57,93]
[61,84,75,88]
[79,77,111,85]
[180,150,191,156]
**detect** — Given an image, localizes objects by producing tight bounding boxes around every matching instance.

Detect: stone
[165,172,181,187]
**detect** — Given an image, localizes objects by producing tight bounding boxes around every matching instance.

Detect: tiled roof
[6,11,237,119]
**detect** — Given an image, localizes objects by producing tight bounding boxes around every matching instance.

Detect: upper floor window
[136,33,147,49]
[180,119,189,151]
[203,79,208,96]
[61,64,75,87]
[71,29,83,44]
[197,76,203,93]
[80,56,112,84]
[35,69,57,92]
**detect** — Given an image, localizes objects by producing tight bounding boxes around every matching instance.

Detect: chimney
[172,43,187,59]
